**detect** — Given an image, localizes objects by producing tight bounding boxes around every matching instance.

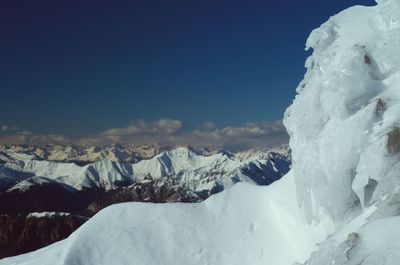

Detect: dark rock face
[0,183,77,214]
[0,165,35,192]
[0,182,104,215]
[0,180,207,258]
[0,145,292,259]
[388,127,400,155]
[0,152,291,259]
[0,214,87,258]
[84,180,207,217]
[240,153,290,185]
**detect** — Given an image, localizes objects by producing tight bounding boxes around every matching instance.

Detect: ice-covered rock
[284,0,400,264]
[285,1,400,223]
[5,1,400,264]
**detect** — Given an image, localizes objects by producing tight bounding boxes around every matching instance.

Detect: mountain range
[0,144,290,258]
[3,0,400,264]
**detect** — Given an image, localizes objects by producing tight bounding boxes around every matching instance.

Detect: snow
[0,171,333,265]
[0,143,161,163]
[284,2,400,225]
[7,177,60,192]
[234,144,291,161]
[25,212,89,220]
[284,0,400,264]
[26,212,71,218]
[352,216,400,264]
[0,146,289,192]
[5,1,400,264]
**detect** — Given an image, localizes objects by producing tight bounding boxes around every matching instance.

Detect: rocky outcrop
[387,127,400,155]
[0,181,103,215]
[0,146,291,259]
[0,179,209,258]
[0,213,87,258]
[84,180,208,216]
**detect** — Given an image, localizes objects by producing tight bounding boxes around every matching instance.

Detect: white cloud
[0,125,18,132]
[102,119,183,137]
[0,133,67,145]
[0,125,67,145]
[88,119,287,150]
[187,121,288,150]
[0,119,288,151]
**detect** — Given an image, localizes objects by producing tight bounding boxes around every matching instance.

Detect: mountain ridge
[0,145,290,193]
[0,145,290,259]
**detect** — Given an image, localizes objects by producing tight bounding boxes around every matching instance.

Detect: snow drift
[0,172,331,265]
[3,0,400,264]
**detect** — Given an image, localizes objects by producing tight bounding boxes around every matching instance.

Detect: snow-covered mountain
[0,143,290,164]
[5,1,400,264]
[0,173,330,265]
[0,145,290,258]
[0,143,171,164]
[0,146,290,193]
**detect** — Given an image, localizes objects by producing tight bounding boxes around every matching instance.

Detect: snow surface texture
[4,1,400,264]
[284,0,400,264]
[0,172,332,265]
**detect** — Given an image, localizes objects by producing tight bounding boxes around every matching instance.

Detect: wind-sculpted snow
[0,146,291,260]
[0,172,332,265]
[284,0,400,264]
[6,1,400,264]
[284,2,398,224]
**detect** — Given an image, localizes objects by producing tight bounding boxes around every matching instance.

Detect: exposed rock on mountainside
[0,143,290,164]
[5,1,400,264]
[0,143,172,164]
[84,180,208,216]
[0,145,290,259]
[0,179,102,215]
[0,213,87,259]
[0,146,290,193]
[0,174,330,265]
[0,179,206,259]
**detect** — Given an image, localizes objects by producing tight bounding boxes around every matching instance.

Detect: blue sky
[0,0,376,147]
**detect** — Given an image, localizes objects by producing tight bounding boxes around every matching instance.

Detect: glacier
[3,0,400,264]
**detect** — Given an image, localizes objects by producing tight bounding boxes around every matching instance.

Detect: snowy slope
[0,172,332,265]
[5,1,400,264]
[0,147,289,192]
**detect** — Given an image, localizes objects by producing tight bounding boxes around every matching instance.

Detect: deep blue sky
[0,0,376,136]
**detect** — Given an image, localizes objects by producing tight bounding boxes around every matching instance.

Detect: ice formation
[284,0,400,263]
[3,0,400,264]
[285,1,399,224]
